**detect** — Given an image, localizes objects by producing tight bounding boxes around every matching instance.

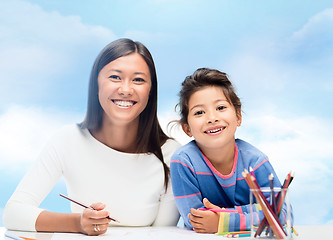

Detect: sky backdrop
[1,0,333,227]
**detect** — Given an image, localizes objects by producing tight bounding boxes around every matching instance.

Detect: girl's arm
[170,156,206,229]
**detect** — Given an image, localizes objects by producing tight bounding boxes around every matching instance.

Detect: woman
[3,38,180,235]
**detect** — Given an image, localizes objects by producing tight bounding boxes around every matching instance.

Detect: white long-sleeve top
[3,124,181,231]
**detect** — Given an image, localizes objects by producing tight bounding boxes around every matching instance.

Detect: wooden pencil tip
[269,173,274,180]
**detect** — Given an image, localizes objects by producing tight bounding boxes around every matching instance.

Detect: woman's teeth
[113,100,134,107]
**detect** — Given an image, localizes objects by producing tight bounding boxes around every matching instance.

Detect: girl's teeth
[207,128,221,133]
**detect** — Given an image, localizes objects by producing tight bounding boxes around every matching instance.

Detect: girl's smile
[182,86,241,155]
[204,125,226,135]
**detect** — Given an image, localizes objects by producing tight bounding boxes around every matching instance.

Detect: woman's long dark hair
[80,38,170,190]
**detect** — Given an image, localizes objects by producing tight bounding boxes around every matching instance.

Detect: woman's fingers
[90,202,106,211]
[80,203,111,235]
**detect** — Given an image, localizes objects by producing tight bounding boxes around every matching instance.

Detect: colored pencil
[4,233,25,240]
[269,173,277,215]
[253,171,294,238]
[59,194,119,223]
[225,233,251,238]
[19,237,38,240]
[198,208,238,213]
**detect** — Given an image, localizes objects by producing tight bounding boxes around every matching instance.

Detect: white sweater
[3,124,181,231]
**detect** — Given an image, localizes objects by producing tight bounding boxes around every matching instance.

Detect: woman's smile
[111,99,137,108]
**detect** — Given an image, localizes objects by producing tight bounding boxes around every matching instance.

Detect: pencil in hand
[59,193,119,223]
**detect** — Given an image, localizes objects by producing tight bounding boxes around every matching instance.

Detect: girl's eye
[194,110,204,116]
[217,106,226,111]
[133,78,145,83]
[109,75,121,80]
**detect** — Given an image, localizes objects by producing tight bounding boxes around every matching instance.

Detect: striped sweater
[170,139,292,231]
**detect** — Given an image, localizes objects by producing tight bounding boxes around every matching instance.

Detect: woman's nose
[118,81,133,96]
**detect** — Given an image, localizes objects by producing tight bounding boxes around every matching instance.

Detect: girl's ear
[181,123,192,137]
[237,111,242,127]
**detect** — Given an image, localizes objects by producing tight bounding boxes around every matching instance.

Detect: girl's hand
[79,202,111,235]
[203,198,221,210]
[188,198,221,233]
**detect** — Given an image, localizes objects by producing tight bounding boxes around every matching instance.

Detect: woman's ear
[181,123,192,137]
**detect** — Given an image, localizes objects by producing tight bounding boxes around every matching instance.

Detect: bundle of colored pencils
[242,169,294,239]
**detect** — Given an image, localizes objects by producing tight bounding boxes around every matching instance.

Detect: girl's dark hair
[179,68,242,125]
[80,38,170,190]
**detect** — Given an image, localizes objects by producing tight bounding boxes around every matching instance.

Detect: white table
[1,226,332,240]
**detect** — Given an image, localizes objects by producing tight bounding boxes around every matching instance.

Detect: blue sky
[1,0,333,227]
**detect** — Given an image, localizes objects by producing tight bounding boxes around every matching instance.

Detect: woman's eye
[109,75,120,80]
[194,110,204,116]
[133,78,145,83]
[217,106,226,111]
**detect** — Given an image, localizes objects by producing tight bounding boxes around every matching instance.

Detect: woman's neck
[91,119,139,153]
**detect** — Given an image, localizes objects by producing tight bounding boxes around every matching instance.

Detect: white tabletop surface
[1,225,332,240]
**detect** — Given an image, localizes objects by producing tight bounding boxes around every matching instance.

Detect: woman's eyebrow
[110,69,122,73]
[109,69,148,77]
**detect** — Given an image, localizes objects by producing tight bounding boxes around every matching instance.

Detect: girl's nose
[207,111,219,124]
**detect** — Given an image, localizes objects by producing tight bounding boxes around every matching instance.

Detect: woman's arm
[151,179,180,226]
[3,141,63,231]
[36,202,111,235]
[35,211,82,233]
[152,139,181,226]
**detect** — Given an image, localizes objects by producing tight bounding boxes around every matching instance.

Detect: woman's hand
[79,202,111,235]
[188,198,221,233]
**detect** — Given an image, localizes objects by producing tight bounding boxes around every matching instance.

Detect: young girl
[170,68,293,233]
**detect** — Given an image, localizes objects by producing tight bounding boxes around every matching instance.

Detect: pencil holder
[250,187,292,239]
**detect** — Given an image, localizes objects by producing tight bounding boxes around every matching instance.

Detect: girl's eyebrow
[189,104,204,112]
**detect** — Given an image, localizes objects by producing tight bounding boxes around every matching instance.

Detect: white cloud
[0,0,116,104]
[124,30,177,46]
[241,114,333,225]
[286,8,333,70]
[291,8,333,44]
[238,114,333,225]
[158,110,192,145]
[0,105,83,170]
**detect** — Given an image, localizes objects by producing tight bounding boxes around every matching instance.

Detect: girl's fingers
[203,198,221,209]
[190,208,204,217]
[193,227,207,233]
[188,213,203,227]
